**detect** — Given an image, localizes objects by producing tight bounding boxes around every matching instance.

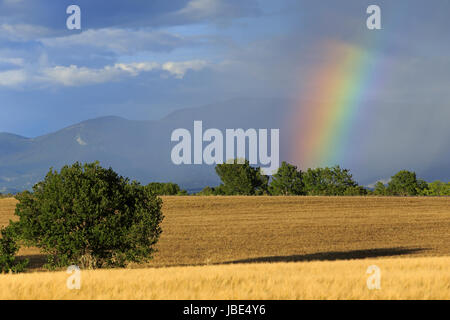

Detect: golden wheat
[0,256,448,299]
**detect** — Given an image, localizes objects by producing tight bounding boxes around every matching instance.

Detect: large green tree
[215,159,269,195]
[269,161,305,195]
[14,162,164,269]
[303,165,363,196]
[386,170,420,196]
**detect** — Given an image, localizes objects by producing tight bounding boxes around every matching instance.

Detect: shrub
[146,182,187,195]
[343,186,368,196]
[14,162,164,269]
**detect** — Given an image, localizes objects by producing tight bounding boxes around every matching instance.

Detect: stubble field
[0,196,449,299]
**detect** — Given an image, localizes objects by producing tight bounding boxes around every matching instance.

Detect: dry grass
[0,196,449,300]
[0,256,448,300]
[150,196,450,267]
[1,196,449,269]
[0,198,17,226]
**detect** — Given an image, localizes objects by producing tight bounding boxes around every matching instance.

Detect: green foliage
[196,185,227,196]
[386,170,420,196]
[303,166,360,196]
[14,162,164,269]
[215,159,269,195]
[0,225,28,273]
[416,179,429,195]
[198,160,448,197]
[269,162,305,195]
[196,186,215,196]
[343,185,368,196]
[146,182,187,195]
[373,181,387,196]
[418,180,450,196]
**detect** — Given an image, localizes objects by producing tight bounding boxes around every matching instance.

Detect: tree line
[1,160,448,199]
[117,160,450,197]
[196,160,450,196]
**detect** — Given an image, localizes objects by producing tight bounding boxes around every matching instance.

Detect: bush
[14,162,164,269]
[196,186,215,196]
[146,182,187,195]
[0,226,28,273]
[196,186,226,196]
[343,186,368,196]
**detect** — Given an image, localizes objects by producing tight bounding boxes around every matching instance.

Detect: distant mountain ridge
[1,97,449,194]
[0,98,290,193]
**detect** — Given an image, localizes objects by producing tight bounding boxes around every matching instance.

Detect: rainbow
[289,40,379,170]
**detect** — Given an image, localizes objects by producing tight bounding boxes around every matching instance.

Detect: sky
[0,0,449,182]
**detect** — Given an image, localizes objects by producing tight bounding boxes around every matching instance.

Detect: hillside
[0,98,289,193]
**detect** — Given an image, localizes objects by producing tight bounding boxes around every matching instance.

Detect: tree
[386,170,419,196]
[269,162,305,195]
[215,159,269,195]
[0,226,28,273]
[373,181,387,196]
[14,162,164,269]
[418,180,450,196]
[303,166,359,196]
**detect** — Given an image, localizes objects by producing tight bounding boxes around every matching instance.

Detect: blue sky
[0,0,293,136]
[0,0,449,183]
[1,0,449,136]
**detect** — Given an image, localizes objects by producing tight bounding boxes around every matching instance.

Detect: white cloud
[0,69,27,86]
[0,60,209,87]
[162,60,208,79]
[172,0,258,22]
[0,57,25,66]
[41,62,160,86]
[41,28,187,55]
[0,23,56,41]
[178,0,222,19]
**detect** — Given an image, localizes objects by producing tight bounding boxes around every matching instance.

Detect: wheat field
[0,196,449,299]
[0,257,448,299]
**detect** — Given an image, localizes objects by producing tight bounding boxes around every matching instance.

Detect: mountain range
[1,97,449,194]
[0,98,290,193]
